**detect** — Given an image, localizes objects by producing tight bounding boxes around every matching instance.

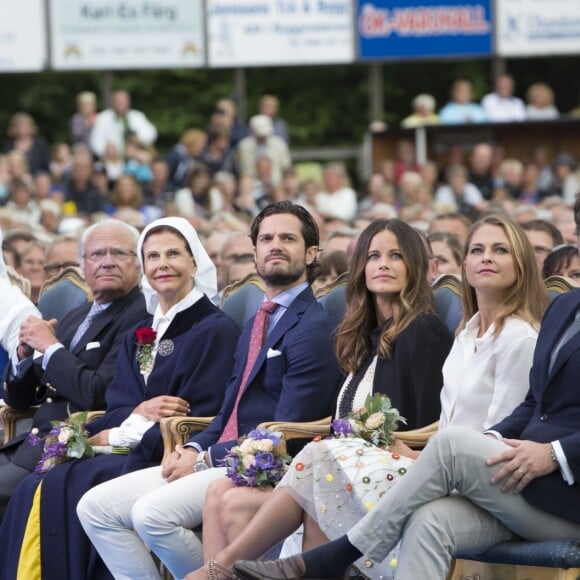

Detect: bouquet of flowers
[28,408,94,474]
[135,327,157,375]
[222,428,291,488]
[331,393,406,447]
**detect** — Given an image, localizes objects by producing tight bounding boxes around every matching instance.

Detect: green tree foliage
[0,56,578,153]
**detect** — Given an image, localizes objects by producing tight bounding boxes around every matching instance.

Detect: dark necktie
[218,301,278,443]
[70,303,105,349]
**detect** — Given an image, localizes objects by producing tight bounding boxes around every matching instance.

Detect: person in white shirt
[315,163,358,223]
[90,90,157,159]
[481,74,526,122]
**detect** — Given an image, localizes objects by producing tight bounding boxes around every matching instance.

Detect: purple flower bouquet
[222,428,291,488]
[331,393,406,447]
[28,408,94,474]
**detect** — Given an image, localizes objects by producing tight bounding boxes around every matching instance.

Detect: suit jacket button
[540,414,548,421]
[46,397,53,403]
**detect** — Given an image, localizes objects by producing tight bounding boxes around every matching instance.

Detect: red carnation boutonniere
[135,327,157,376]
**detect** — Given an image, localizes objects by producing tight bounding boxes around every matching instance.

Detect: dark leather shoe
[233,555,306,580]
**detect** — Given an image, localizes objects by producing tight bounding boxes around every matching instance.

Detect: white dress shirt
[439,314,537,431]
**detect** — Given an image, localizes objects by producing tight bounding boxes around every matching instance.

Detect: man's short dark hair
[521,219,564,247]
[250,201,320,282]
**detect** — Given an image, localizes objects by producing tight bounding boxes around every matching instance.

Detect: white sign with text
[50,0,205,69]
[0,0,46,72]
[207,0,354,67]
[497,0,580,56]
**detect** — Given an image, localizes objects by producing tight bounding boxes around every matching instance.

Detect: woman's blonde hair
[334,219,433,374]
[458,214,547,335]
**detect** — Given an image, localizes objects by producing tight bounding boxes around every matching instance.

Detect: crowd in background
[1,73,579,300]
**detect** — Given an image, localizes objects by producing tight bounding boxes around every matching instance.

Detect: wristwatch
[194,450,209,472]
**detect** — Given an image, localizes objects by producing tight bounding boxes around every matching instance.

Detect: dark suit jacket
[492,289,580,523]
[190,286,342,463]
[1,285,147,471]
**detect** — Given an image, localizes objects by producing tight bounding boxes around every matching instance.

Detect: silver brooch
[157,339,175,356]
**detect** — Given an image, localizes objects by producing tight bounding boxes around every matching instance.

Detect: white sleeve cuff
[483,430,503,441]
[42,343,65,369]
[552,441,574,485]
[108,414,155,448]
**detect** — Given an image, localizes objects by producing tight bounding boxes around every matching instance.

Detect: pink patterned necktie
[218,300,278,443]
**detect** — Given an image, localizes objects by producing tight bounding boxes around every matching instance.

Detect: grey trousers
[347,427,580,579]
[0,450,31,522]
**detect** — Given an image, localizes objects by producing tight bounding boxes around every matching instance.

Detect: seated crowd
[0,77,579,579]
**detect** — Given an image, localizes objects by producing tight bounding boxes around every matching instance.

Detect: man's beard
[257,261,306,287]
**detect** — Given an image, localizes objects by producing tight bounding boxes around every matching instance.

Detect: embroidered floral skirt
[279,437,415,579]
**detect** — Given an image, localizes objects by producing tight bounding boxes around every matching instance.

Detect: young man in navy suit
[232,196,580,580]
[0,220,147,521]
[78,201,341,579]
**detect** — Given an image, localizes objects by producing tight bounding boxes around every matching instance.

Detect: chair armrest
[160,416,214,462]
[259,418,332,441]
[395,421,439,449]
[1,404,39,445]
[70,410,106,424]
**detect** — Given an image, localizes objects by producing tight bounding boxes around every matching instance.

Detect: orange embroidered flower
[295,462,305,471]
[313,435,322,442]
[392,452,400,460]
[346,483,353,492]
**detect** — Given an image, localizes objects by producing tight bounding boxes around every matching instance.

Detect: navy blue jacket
[190,286,342,463]
[492,290,580,523]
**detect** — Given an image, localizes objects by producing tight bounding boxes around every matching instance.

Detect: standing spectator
[236,115,291,185]
[401,94,439,128]
[496,158,524,199]
[63,152,105,217]
[358,173,396,214]
[315,163,357,223]
[439,79,488,124]
[526,83,559,120]
[210,98,248,147]
[258,94,289,144]
[468,143,495,201]
[90,90,157,160]
[2,113,50,174]
[522,219,564,271]
[481,74,526,122]
[204,128,235,174]
[70,91,98,145]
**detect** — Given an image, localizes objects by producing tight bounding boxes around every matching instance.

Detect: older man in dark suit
[78,201,341,579]
[0,219,146,520]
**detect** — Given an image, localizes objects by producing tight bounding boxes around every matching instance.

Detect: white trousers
[77,465,227,580]
[347,427,580,579]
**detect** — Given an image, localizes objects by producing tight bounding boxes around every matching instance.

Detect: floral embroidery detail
[135,327,157,376]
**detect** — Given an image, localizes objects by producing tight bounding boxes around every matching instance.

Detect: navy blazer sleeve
[190,291,341,463]
[4,287,147,412]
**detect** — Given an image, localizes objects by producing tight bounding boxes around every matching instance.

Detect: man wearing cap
[236,114,291,185]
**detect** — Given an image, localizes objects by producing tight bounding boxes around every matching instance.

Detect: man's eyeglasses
[44,261,79,276]
[82,249,137,263]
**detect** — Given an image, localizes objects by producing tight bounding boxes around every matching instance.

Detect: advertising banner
[357,0,492,60]
[50,0,204,69]
[207,0,354,67]
[0,0,46,72]
[497,0,580,56]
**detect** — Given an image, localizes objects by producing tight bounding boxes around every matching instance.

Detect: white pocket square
[266,348,282,359]
[86,341,101,350]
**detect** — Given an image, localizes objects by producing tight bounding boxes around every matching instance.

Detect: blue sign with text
[358,0,493,60]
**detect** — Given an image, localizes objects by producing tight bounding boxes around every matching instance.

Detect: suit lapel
[241,288,312,394]
[548,330,580,383]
